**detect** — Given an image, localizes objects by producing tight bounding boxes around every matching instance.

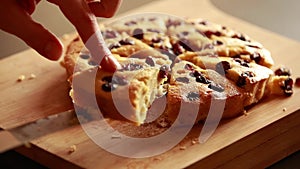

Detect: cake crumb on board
[17,75,26,82]
[68,145,77,154]
[28,73,36,80]
[191,138,199,145]
[179,146,186,150]
[243,110,249,116]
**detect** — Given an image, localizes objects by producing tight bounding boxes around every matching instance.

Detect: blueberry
[133,28,144,39]
[187,92,199,101]
[176,77,189,83]
[145,56,155,67]
[208,82,224,92]
[216,61,231,75]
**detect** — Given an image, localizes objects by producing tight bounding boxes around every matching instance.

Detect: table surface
[1,0,300,168]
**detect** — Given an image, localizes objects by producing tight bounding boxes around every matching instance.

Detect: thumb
[0,0,63,60]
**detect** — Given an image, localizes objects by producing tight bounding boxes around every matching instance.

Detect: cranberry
[204,31,222,38]
[145,56,155,67]
[179,39,193,51]
[159,48,176,61]
[199,21,208,25]
[166,19,182,27]
[102,83,118,92]
[275,67,291,76]
[184,64,194,71]
[213,40,223,46]
[151,37,163,43]
[192,71,210,84]
[250,52,262,64]
[159,65,170,78]
[232,34,247,41]
[176,77,189,83]
[247,44,261,49]
[243,71,255,77]
[108,42,121,50]
[133,28,144,39]
[216,61,231,75]
[101,76,117,92]
[119,38,135,45]
[232,54,241,58]
[147,28,160,33]
[103,30,118,39]
[284,77,293,87]
[187,92,199,101]
[149,18,157,21]
[191,70,200,77]
[172,42,185,55]
[241,62,250,67]
[196,76,210,84]
[122,63,143,71]
[124,21,137,26]
[208,82,224,92]
[234,58,250,67]
[181,31,189,36]
[237,76,246,87]
[282,77,293,96]
[236,71,254,87]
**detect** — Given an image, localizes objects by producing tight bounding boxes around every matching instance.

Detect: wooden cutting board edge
[1,0,300,168]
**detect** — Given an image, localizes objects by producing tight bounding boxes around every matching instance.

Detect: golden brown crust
[64,36,85,76]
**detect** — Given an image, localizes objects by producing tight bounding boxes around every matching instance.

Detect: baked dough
[64,16,294,125]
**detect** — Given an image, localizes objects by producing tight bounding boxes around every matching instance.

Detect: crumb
[17,75,26,82]
[295,77,300,87]
[153,157,162,161]
[179,146,186,150]
[191,138,199,145]
[149,131,156,136]
[156,118,170,128]
[111,134,122,139]
[283,107,287,112]
[243,110,249,116]
[24,142,31,148]
[59,60,66,68]
[246,92,253,97]
[68,145,77,154]
[28,73,36,80]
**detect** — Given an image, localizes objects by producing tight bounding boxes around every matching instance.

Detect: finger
[85,30,121,72]
[16,0,41,15]
[0,0,63,60]
[88,0,122,18]
[49,0,121,71]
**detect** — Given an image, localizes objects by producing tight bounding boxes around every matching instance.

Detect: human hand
[0,0,122,72]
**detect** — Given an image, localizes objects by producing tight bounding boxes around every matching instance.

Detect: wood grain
[1,0,300,168]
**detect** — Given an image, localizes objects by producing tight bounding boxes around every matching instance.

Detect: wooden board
[1,0,300,168]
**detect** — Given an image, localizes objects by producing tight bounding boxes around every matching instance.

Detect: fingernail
[100,55,121,72]
[44,41,62,61]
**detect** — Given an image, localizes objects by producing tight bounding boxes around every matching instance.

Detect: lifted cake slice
[70,51,171,125]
